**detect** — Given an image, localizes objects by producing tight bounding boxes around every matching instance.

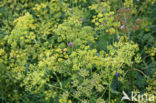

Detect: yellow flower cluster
[0,49,5,56]
[33,3,47,11]
[92,11,120,35]
[0,0,155,103]
[8,12,36,48]
[146,47,156,57]
[124,0,134,8]
[44,90,57,101]
[147,0,156,4]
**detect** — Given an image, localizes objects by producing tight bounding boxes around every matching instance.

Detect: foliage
[0,0,156,103]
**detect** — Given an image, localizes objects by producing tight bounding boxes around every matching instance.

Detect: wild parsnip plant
[0,0,156,103]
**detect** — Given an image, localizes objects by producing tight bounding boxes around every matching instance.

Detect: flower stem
[108,75,111,103]
[130,67,134,91]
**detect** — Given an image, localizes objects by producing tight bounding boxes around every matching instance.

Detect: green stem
[108,76,111,103]
[130,67,134,91]
[54,72,62,89]
[109,82,111,103]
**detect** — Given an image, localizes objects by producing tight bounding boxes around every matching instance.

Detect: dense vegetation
[0,0,156,103]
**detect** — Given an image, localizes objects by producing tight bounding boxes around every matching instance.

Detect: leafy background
[0,0,156,103]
